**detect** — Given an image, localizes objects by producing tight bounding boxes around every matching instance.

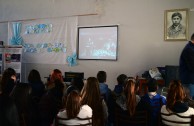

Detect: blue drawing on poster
[25,24,52,34]
[23,42,66,53]
[66,53,77,67]
[10,22,23,45]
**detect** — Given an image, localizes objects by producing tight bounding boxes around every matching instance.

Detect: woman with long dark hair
[81,77,108,126]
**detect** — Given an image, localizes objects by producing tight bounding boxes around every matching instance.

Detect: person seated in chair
[0,68,19,126]
[56,90,92,125]
[140,78,166,126]
[161,80,194,126]
[113,74,127,97]
[115,77,148,126]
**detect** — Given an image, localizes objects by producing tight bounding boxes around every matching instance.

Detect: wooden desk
[138,78,165,96]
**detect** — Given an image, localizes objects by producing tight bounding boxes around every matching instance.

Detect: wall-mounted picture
[164,8,189,41]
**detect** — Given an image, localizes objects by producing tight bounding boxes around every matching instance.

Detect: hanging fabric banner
[8,16,78,64]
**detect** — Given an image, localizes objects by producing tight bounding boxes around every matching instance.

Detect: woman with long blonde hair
[81,77,108,126]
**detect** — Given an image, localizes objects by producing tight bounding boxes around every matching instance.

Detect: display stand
[3,46,22,82]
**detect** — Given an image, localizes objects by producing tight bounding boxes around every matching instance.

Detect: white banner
[8,16,78,64]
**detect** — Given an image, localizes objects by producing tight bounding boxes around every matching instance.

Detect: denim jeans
[183,84,194,100]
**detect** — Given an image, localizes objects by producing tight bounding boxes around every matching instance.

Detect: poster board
[4,46,22,82]
[8,17,78,64]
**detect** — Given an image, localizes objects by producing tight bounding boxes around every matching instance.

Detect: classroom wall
[0,0,194,89]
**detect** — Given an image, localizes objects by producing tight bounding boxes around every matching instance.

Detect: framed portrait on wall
[164,8,189,41]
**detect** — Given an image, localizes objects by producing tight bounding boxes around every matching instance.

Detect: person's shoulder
[160,105,168,113]
[82,105,92,111]
[187,107,194,113]
[79,105,92,117]
[100,83,108,87]
[57,109,67,118]
[141,93,149,99]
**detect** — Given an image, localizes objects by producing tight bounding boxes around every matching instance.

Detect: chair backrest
[55,115,92,126]
[160,112,194,126]
[115,108,148,126]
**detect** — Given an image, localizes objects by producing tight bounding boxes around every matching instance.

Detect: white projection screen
[77,25,118,60]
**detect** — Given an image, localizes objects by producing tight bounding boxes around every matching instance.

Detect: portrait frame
[164,8,189,41]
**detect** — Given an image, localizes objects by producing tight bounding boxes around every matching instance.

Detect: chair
[115,107,148,126]
[55,116,92,126]
[159,112,194,126]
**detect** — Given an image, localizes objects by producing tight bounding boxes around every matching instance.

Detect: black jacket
[0,94,19,126]
[179,41,194,84]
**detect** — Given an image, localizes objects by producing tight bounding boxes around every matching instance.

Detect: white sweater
[57,105,92,126]
[161,105,194,126]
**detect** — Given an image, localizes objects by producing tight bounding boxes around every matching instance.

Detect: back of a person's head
[71,77,84,92]
[28,69,42,83]
[81,77,104,126]
[66,91,81,118]
[124,78,137,116]
[50,69,63,83]
[147,78,158,92]
[97,71,107,83]
[81,77,101,108]
[117,74,127,85]
[1,68,16,94]
[191,33,194,41]
[166,80,185,110]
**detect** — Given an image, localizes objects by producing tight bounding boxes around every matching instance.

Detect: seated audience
[39,69,65,126]
[184,86,194,108]
[57,91,92,125]
[10,82,31,126]
[116,77,141,111]
[0,68,19,126]
[81,77,108,126]
[46,69,65,90]
[161,80,194,126]
[140,78,166,126]
[27,69,45,126]
[113,74,127,96]
[97,71,109,103]
[65,77,84,96]
[28,69,45,101]
[1,67,17,95]
[115,77,148,126]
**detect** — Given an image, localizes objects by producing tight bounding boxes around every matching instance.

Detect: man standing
[179,33,194,99]
[167,12,186,38]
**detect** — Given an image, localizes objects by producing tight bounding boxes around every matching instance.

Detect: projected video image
[78,25,118,60]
